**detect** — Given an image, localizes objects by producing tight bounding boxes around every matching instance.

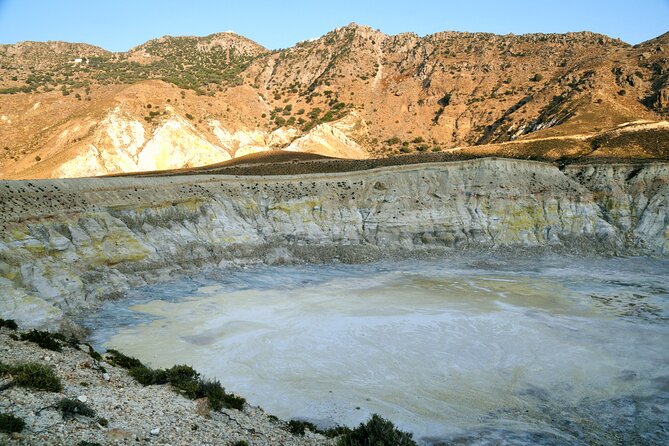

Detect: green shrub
[166,364,200,397]
[20,329,65,352]
[58,398,96,419]
[106,349,143,369]
[78,442,102,446]
[337,414,416,446]
[11,362,63,392]
[107,348,246,412]
[128,365,160,385]
[87,345,102,361]
[287,419,318,436]
[231,441,249,446]
[320,425,353,438]
[0,413,25,433]
[0,319,18,330]
[222,393,246,411]
[197,379,226,411]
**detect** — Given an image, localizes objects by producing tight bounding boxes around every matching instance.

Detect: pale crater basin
[84,256,669,445]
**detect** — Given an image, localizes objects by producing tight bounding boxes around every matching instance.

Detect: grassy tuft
[10,362,63,392]
[0,413,25,434]
[58,398,96,419]
[87,345,102,361]
[105,349,144,369]
[20,329,65,352]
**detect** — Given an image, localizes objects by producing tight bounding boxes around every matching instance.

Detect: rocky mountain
[0,24,668,179]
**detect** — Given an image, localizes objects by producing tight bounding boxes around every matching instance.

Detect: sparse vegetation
[286,419,318,436]
[3,362,63,392]
[106,350,245,411]
[0,319,18,330]
[106,348,143,369]
[20,329,66,352]
[337,414,417,446]
[58,398,96,419]
[0,413,25,434]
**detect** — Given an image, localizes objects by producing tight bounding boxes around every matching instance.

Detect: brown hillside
[0,24,668,179]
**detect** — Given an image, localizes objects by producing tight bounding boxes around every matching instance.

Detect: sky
[0,0,667,51]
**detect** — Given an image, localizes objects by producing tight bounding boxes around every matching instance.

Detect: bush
[78,442,102,446]
[0,413,25,434]
[87,345,102,361]
[231,441,249,446]
[320,425,353,438]
[197,379,226,411]
[106,349,143,369]
[287,419,318,436]
[11,362,63,392]
[58,398,96,419]
[20,329,66,352]
[128,365,160,385]
[107,348,245,411]
[166,364,200,397]
[337,414,416,446]
[0,319,18,330]
[221,393,246,411]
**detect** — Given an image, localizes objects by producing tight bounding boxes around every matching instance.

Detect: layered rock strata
[0,158,667,329]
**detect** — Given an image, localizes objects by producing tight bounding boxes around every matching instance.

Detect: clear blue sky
[0,0,667,51]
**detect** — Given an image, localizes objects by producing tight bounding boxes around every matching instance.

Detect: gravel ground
[0,328,334,446]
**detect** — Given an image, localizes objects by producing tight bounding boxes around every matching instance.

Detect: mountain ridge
[0,23,667,179]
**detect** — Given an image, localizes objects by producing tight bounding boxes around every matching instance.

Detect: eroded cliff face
[0,158,667,329]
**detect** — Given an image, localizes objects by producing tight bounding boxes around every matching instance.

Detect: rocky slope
[0,158,667,331]
[0,327,333,445]
[1,25,668,178]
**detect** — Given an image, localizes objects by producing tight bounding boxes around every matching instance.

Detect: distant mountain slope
[0,24,667,179]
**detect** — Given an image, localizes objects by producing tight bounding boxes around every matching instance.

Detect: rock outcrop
[0,158,667,329]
